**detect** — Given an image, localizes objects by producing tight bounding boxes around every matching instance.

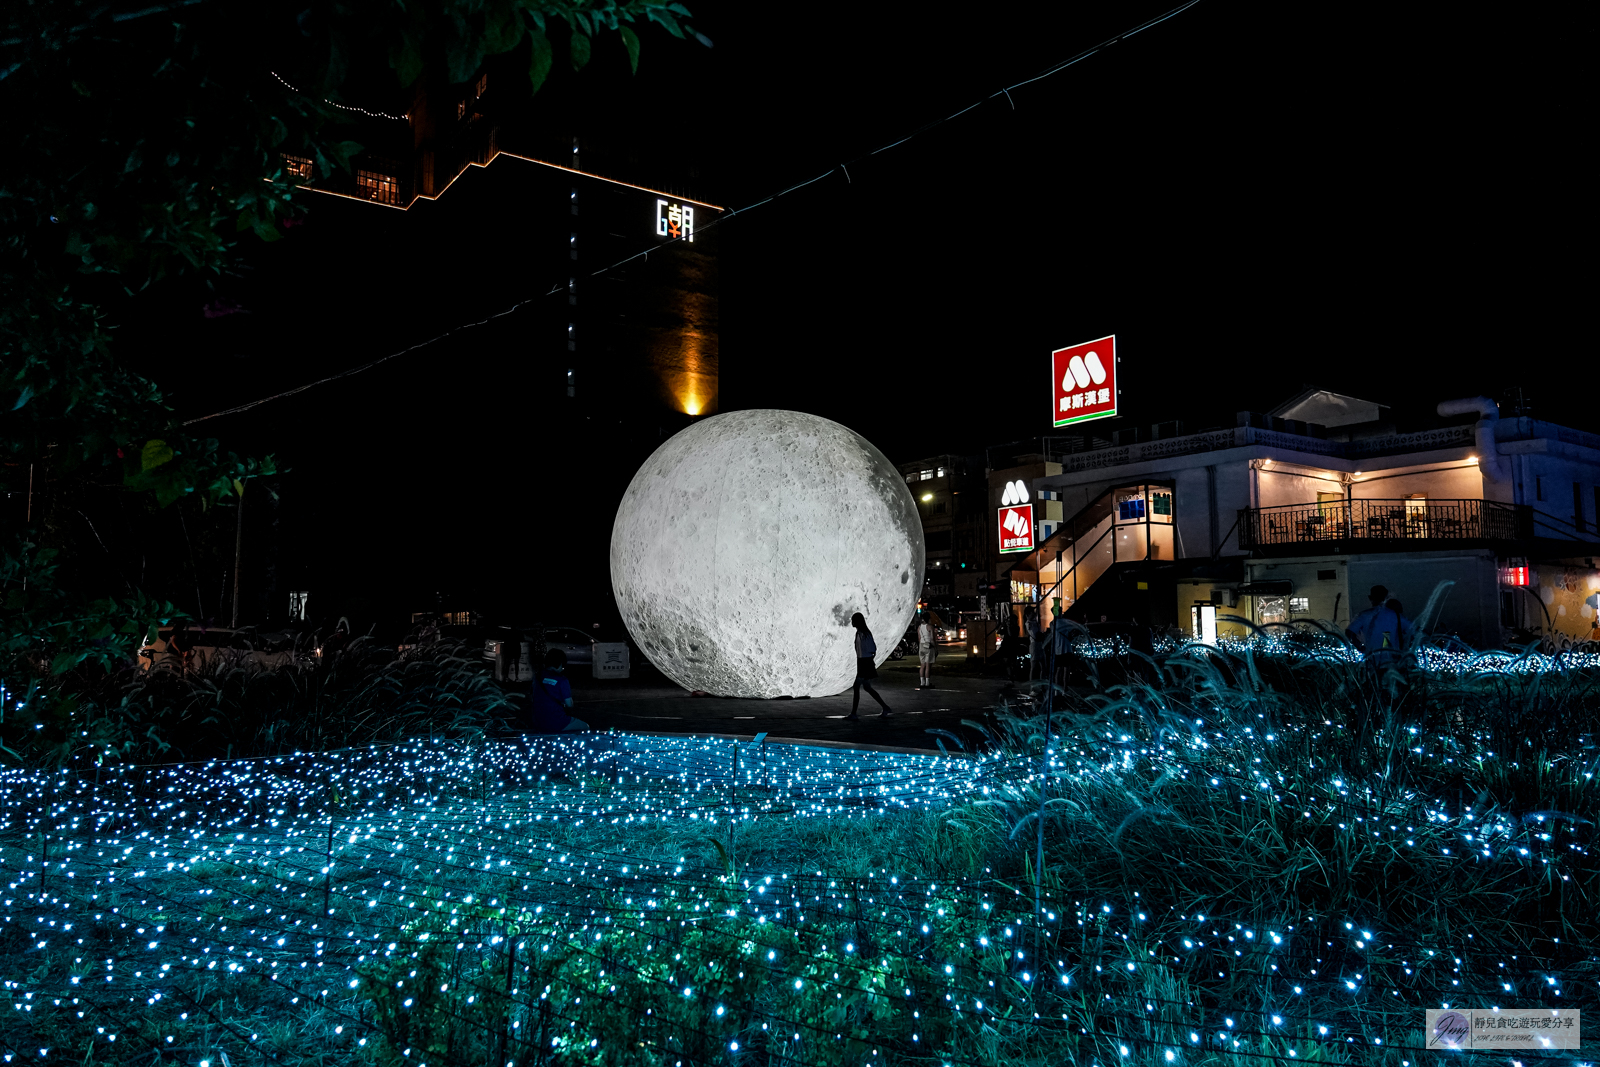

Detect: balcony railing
[1240,498,1532,548]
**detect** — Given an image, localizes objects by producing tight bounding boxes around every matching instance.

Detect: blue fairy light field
[1,644,1596,1065]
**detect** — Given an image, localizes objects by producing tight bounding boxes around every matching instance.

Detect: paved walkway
[560,647,1019,752]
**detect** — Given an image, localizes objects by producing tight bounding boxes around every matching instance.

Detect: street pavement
[561,646,1017,753]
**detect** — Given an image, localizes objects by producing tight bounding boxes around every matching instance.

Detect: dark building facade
[896,455,991,612]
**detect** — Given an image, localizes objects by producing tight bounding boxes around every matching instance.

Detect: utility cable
[181,0,1206,426]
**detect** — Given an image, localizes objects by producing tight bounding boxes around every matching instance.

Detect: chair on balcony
[1266,517,1290,543]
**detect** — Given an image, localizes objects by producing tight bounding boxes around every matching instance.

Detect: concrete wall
[1038,454,1257,561]
[1175,579,1271,640]
[1345,550,1500,648]
[1505,441,1600,535]
[1531,562,1600,645]
[1243,557,1353,630]
[1254,465,1345,509]
[1349,463,1485,502]
[1190,550,1504,646]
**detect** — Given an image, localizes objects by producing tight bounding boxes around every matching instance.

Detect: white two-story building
[994,390,1600,650]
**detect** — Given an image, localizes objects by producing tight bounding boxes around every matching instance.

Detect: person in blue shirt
[1345,585,1389,649]
[846,612,891,721]
[529,648,589,733]
[1348,592,1415,669]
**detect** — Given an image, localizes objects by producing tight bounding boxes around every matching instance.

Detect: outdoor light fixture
[921,493,933,502]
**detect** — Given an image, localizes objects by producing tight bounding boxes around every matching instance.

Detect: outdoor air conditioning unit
[1215,588,1239,608]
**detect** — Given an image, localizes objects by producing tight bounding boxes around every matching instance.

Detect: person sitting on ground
[529,648,589,733]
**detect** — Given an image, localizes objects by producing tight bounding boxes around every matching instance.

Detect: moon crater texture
[610,410,925,698]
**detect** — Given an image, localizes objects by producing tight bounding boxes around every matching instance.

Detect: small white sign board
[592,642,630,679]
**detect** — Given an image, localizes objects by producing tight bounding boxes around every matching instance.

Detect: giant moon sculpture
[609,409,925,698]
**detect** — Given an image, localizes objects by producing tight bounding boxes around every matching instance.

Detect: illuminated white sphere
[609,409,924,698]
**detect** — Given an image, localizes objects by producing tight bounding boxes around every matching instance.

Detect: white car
[542,627,596,666]
[482,627,598,681]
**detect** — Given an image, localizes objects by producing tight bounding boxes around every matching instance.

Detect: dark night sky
[115,0,1584,625]
[674,0,1584,457]
[161,0,1586,458]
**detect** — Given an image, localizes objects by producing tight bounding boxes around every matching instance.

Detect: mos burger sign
[998,480,1034,555]
[1052,334,1117,427]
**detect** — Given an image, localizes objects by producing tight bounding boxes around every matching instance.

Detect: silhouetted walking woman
[847,612,891,721]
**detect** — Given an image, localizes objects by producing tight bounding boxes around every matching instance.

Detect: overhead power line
[183,0,1205,427]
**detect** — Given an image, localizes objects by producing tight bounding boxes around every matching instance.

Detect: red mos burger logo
[998,480,1034,554]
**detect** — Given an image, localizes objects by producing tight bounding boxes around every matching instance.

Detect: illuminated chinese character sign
[656,199,695,242]
[1052,334,1117,427]
[999,504,1035,553]
[999,481,1034,553]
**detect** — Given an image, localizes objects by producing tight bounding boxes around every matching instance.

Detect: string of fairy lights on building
[0,690,1589,1064]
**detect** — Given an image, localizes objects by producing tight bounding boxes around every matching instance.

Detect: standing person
[320,617,351,668]
[847,612,891,721]
[1026,607,1044,681]
[529,648,589,733]
[916,610,937,689]
[1372,598,1416,668]
[1348,589,1414,668]
[500,628,523,683]
[163,619,195,673]
[1345,585,1389,649]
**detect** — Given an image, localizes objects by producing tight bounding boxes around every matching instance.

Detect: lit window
[475,73,488,98]
[936,467,947,478]
[281,154,313,181]
[920,470,935,481]
[355,170,399,205]
[457,99,467,120]
[1289,596,1310,614]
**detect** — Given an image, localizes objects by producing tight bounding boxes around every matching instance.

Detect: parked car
[481,629,536,682]
[138,627,305,673]
[481,626,598,670]
[543,626,597,666]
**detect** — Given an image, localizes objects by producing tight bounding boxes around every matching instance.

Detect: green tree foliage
[0,0,701,745]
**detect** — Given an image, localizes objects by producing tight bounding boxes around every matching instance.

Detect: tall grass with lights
[1,638,516,768]
[0,635,1593,1064]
